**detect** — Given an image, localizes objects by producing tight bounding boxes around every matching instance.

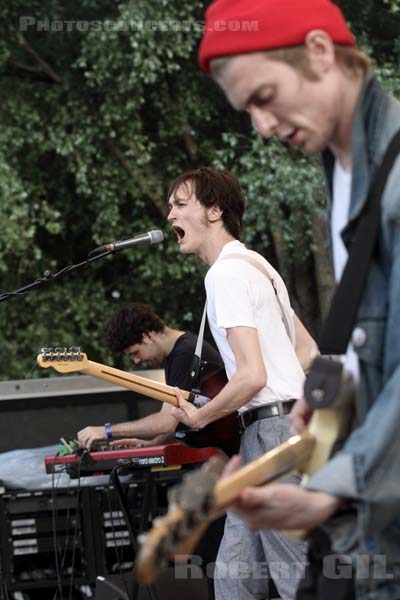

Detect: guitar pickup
[40,347,84,362]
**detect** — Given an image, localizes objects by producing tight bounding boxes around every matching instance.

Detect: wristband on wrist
[105,422,112,440]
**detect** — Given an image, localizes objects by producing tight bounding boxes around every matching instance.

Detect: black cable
[25,362,39,380]
[51,449,81,600]
[111,466,161,600]
[51,456,64,600]
[0,544,11,600]
[68,458,82,600]
[54,467,74,599]
[106,469,131,598]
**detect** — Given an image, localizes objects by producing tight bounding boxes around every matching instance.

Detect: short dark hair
[168,167,245,240]
[104,303,165,353]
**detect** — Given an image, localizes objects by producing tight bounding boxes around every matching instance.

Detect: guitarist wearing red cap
[197,1,400,599]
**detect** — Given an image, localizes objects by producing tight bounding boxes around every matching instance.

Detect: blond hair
[267,45,370,80]
[211,45,370,81]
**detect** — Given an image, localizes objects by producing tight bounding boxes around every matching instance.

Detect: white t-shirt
[331,160,360,382]
[205,240,305,413]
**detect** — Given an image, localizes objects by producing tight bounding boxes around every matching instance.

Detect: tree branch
[12,60,41,73]
[182,124,198,163]
[16,32,62,84]
[107,138,167,218]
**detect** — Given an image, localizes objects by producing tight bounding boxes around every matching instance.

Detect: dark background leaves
[0,1,399,379]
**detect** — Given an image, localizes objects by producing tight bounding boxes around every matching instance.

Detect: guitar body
[175,367,240,457]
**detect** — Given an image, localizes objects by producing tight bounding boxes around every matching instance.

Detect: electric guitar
[36,347,240,456]
[135,364,356,584]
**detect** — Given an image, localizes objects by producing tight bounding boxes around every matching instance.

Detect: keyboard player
[77,302,226,599]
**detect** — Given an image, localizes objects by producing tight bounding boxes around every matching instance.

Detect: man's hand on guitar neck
[223,456,341,531]
[171,387,202,429]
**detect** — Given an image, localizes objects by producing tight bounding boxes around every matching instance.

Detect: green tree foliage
[0,1,399,379]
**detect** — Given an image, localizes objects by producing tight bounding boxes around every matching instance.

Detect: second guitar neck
[81,360,188,406]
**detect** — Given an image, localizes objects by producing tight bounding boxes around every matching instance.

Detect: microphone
[89,230,164,257]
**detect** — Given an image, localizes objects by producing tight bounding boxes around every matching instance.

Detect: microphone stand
[0,250,113,303]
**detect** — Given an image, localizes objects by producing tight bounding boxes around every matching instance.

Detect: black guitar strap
[305,129,400,408]
[189,300,208,387]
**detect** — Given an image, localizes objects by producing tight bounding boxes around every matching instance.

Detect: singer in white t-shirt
[167,166,316,600]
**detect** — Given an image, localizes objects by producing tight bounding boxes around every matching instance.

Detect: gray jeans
[214,415,307,600]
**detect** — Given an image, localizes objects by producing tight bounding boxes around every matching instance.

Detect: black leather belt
[239,400,296,433]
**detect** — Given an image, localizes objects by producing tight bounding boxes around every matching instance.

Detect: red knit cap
[199,0,355,74]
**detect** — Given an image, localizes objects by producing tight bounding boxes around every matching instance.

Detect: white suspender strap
[220,253,295,345]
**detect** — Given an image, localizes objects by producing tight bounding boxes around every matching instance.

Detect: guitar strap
[305,129,400,409]
[190,300,208,386]
[220,253,295,345]
[190,249,296,387]
[190,246,295,387]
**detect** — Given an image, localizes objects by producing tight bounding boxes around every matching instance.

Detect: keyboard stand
[110,467,160,600]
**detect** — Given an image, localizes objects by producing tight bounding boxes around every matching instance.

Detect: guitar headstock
[136,455,226,584]
[37,347,90,373]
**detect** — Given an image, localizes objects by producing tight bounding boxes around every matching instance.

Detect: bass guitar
[36,347,240,456]
[135,361,356,584]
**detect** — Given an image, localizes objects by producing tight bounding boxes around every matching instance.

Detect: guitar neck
[80,360,190,406]
[135,429,317,583]
[213,431,315,509]
[135,406,346,584]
